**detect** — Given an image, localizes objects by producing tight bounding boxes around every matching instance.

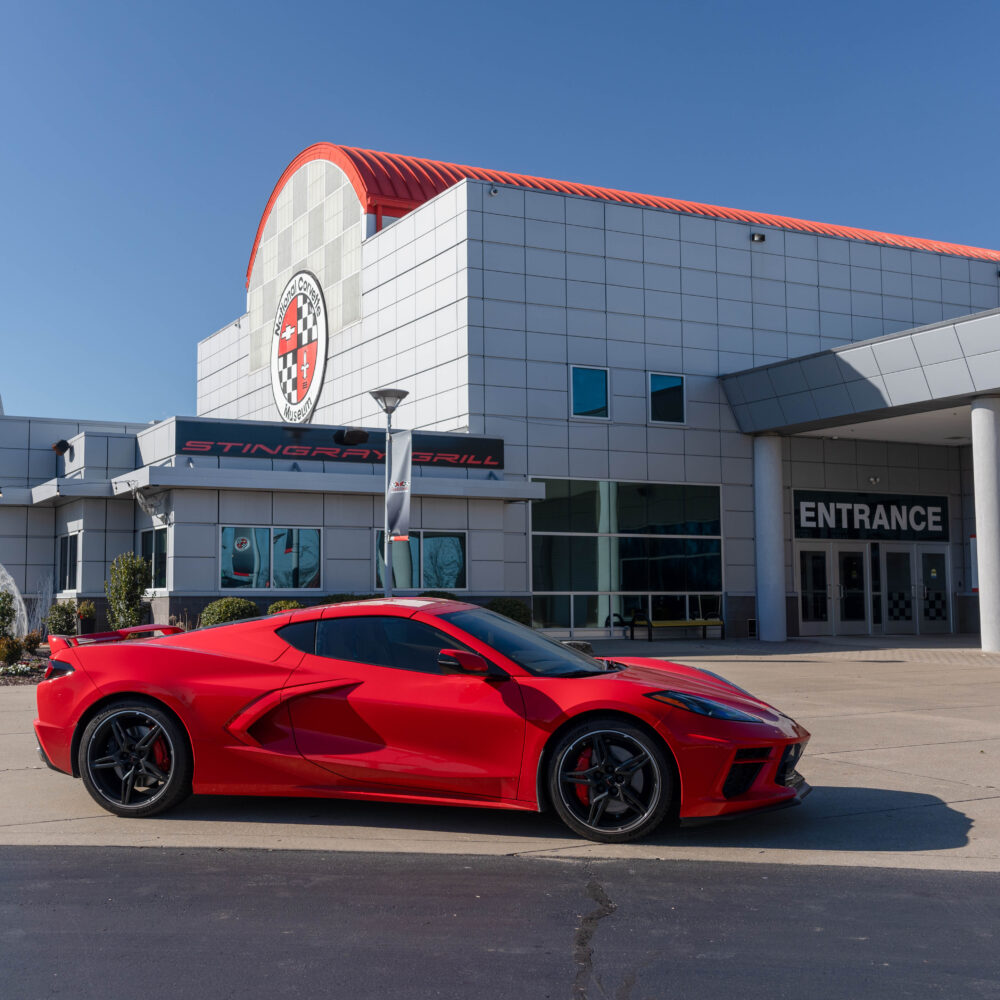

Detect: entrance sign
[793,490,949,542]
[271,271,328,423]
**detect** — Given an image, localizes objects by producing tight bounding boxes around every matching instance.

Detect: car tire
[547,717,672,843]
[78,701,192,818]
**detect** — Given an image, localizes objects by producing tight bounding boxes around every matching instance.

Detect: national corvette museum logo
[270,271,328,423]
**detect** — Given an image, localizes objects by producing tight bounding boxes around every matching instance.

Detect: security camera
[488,185,499,197]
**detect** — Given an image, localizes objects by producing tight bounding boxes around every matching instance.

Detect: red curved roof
[247,143,1000,287]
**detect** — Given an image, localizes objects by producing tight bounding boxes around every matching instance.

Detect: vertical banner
[387,430,412,542]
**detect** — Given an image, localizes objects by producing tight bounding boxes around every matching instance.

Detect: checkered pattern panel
[887,591,912,621]
[923,592,947,621]
[277,350,297,403]
[297,294,318,345]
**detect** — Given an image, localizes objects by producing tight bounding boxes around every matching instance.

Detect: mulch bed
[0,649,49,686]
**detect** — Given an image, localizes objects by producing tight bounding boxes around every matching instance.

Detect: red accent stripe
[246,144,1000,287]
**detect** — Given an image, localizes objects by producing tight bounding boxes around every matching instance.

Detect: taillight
[44,660,75,680]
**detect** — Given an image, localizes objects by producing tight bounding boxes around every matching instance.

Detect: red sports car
[35,598,810,843]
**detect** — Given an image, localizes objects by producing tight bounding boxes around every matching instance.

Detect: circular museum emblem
[234,536,250,552]
[270,270,328,423]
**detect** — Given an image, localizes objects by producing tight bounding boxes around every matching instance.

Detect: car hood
[603,658,787,721]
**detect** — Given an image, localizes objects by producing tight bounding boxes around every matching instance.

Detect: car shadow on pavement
[647,786,973,853]
[164,785,972,852]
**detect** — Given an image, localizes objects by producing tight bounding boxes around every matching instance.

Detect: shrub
[76,600,96,620]
[0,590,16,638]
[485,597,531,627]
[105,552,150,630]
[22,630,43,655]
[0,636,23,665]
[418,591,460,600]
[268,599,304,615]
[317,593,379,605]
[46,601,77,636]
[200,597,260,627]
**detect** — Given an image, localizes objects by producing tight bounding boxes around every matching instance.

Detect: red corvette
[35,598,810,843]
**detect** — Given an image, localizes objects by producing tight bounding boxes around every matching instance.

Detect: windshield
[440,608,608,677]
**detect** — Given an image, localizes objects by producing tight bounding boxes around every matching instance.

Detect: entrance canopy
[723,307,1000,650]
[721,308,1000,443]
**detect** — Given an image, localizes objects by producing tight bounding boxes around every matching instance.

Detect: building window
[140,528,168,589]
[220,526,321,590]
[530,479,722,633]
[375,531,468,591]
[58,534,79,592]
[649,373,685,424]
[571,366,609,419]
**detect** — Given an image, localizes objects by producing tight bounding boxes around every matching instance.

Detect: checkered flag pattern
[923,592,947,621]
[277,351,298,403]
[297,294,318,346]
[887,591,912,621]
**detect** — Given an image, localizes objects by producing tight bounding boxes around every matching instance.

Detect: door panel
[835,548,868,635]
[286,615,526,799]
[883,548,916,635]
[798,548,831,636]
[919,550,950,634]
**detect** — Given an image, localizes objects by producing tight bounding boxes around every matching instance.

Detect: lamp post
[369,387,409,598]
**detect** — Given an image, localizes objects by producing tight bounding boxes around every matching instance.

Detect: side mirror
[437,648,490,675]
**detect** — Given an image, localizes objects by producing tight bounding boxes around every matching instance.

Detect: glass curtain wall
[531,480,723,635]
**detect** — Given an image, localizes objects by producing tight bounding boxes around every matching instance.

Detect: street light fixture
[370,387,410,597]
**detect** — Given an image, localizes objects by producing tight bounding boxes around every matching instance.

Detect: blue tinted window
[221,527,270,589]
[272,528,321,588]
[572,367,608,418]
[650,373,684,423]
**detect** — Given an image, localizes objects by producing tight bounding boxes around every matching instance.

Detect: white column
[971,397,1000,651]
[753,434,787,642]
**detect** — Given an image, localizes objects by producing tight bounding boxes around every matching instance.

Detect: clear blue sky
[1,0,997,423]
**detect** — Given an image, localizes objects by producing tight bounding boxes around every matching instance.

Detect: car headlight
[646,690,765,724]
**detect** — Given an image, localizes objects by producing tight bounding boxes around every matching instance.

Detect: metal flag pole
[384,407,393,598]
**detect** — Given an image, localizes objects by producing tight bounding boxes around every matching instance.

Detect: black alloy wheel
[78,702,192,818]
[548,718,671,843]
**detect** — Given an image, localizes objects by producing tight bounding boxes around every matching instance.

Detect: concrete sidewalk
[2,637,998,871]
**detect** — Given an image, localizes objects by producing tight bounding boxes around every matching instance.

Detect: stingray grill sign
[794,491,949,542]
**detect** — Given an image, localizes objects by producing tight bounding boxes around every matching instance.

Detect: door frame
[916,545,952,635]
[832,544,870,635]
[797,544,833,636]
[795,541,873,637]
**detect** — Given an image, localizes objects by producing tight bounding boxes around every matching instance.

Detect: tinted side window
[317,618,394,667]
[316,616,469,674]
[277,621,316,654]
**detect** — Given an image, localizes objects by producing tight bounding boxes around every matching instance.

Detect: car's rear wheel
[548,718,672,843]
[78,702,192,817]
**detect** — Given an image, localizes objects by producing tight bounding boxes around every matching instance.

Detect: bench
[629,617,726,641]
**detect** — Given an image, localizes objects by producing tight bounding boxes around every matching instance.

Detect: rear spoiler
[48,624,184,653]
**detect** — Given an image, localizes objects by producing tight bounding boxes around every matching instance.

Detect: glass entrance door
[883,547,916,635]
[919,550,950,634]
[798,548,831,636]
[835,548,868,634]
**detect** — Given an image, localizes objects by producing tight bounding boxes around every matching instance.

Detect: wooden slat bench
[629,617,726,641]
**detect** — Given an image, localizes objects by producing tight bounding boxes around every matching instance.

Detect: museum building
[2,143,1000,646]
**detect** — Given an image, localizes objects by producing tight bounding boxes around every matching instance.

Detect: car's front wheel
[78,701,192,817]
[548,718,672,843]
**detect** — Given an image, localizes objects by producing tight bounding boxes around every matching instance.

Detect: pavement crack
[573,872,617,1000]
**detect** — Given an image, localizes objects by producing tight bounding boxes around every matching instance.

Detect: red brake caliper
[574,747,593,806]
[152,737,171,773]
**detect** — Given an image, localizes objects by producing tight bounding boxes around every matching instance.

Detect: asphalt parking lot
[2,635,998,872]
